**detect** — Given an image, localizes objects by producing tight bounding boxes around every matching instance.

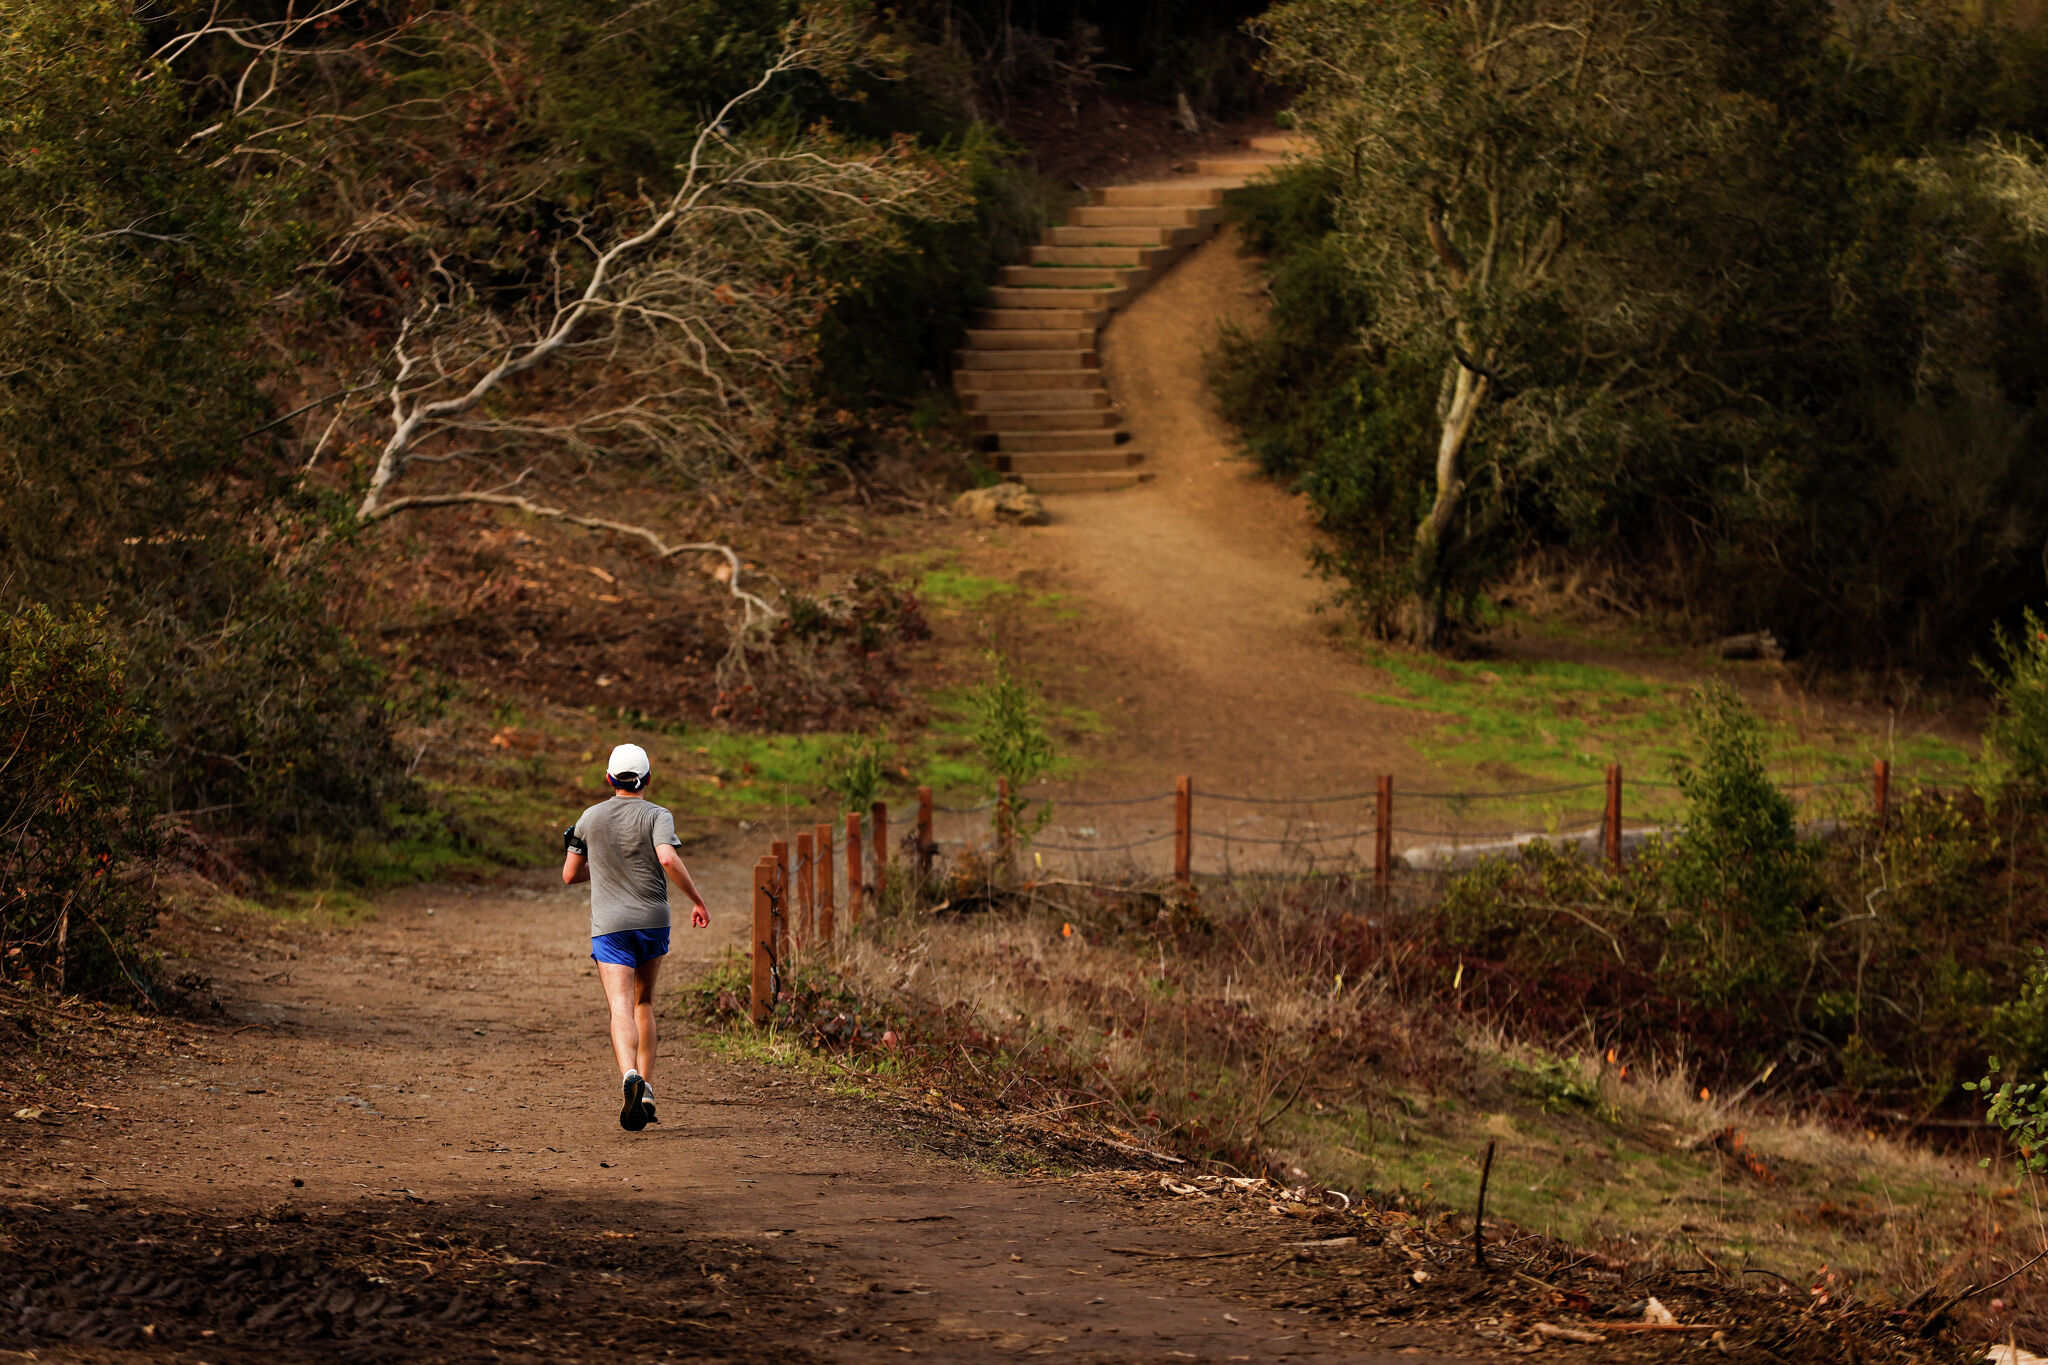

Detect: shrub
[1664,685,1809,939]
[0,607,160,1000]
[821,735,889,813]
[1981,605,2048,793]
[966,652,1055,835]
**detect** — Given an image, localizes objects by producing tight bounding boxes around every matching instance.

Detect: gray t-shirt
[574,795,681,936]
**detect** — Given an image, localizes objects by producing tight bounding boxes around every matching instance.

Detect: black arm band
[563,828,588,856]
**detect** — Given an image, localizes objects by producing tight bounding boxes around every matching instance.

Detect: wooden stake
[771,840,790,955]
[816,821,835,947]
[917,785,934,887]
[1174,776,1192,885]
[1874,758,1892,833]
[1375,775,1393,898]
[795,831,815,947]
[1604,764,1623,871]
[870,800,888,885]
[846,812,864,928]
[1474,1139,1497,1269]
[749,858,773,1024]
[996,779,1013,866]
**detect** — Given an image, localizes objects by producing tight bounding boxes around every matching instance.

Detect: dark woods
[1218,0,2048,670]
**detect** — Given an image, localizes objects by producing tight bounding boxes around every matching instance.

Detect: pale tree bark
[326,9,965,639]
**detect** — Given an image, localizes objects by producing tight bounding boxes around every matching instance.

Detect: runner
[562,742,710,1131]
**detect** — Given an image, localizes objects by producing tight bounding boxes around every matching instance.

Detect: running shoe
[619,1072,649,1132]
[640,1080,658,1126]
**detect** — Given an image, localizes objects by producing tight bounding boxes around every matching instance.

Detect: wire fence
[740,758,1970,889]
[731,760,1971,1020]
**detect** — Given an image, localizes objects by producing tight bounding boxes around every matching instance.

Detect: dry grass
[740,866,2048,1353]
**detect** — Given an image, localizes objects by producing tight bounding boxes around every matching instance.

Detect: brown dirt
[1,869,1483,1364]
[2,872,1953,1365]
[946,227,1434,807]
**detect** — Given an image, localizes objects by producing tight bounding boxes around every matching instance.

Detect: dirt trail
[3,861,1474,1363]
[988,228,1432,807]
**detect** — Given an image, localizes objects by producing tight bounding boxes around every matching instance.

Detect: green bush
[1981,606,2048,793]
[966,652,1056,842]
[1664,685,1810,938]
[0,607,159,1000]
[821,735,889,813]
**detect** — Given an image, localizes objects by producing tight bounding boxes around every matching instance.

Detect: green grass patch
[1354,648,1973,824]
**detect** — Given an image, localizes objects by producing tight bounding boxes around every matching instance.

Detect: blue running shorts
[591,927,670,968]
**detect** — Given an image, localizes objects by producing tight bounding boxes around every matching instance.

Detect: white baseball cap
[606,742,652,789]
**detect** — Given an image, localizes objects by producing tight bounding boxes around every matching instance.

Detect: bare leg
[597,962,643,1078]
[633,956,663,1085]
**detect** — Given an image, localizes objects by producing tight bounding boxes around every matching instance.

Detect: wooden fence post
[1174,775,1192,885]
[996,779,1013,866]
[815,821,835,948]
[870,800,888,890]
[1874,758,1891,833]
[917,786,934,887]
[1604,765,1623,871]
[750,857,773,1024]
[771,839,790,954]
[795,831,815,948]
[1375,775,1392,899]
[846,812,864,928]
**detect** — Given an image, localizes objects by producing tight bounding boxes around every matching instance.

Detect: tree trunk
[1407,358,1489,646]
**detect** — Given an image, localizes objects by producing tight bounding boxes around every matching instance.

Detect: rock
[1715,630,1784,661]
[953,483,1049,526]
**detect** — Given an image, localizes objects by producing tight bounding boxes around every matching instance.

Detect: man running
[562,742,710,1131]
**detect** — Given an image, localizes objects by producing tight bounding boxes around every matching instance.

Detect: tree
[1259,0,1756,644]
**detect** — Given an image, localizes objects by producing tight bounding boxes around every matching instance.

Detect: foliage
[1256,0,1758,643]
[821,736,889,813]
[1981,607,2048,793]
[1968,1058,2048,1176]
[0,1,407,886]
[1664,685,1809,937]
[0,608,160,1001]
[1227,1,2048,670]
[965,651,1056,838]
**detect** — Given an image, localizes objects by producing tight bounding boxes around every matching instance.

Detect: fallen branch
[359,488,775,624]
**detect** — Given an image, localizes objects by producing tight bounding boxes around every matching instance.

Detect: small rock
[1715,630,1784,661]
[953,483,1048,526]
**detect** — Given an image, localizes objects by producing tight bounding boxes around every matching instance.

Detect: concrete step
[1027,245,1165,267]
[954,348,1096,371]
[1247,134,1312,154]
[986,285,1131,311]
[1095,184,1227,208]
[1065,204,1220,229]
[1019,470,1154,493]
[998,449,1145,474]
[994,429,1123,452]
[964,327,1096,349]
[962,388,1111,412]
[972,308,1109,331]
[953,368,1104,392]
[1193,155,1284,176]
[975,409,1122,434]
[998,264,1149,290]
[1045,225,1198,248]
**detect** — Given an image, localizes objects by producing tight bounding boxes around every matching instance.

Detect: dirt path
[2,859,1479,1363]
[1000,227,1433,804]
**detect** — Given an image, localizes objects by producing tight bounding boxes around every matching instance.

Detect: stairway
[953,134,1310,494]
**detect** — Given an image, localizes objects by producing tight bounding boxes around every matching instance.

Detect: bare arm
[657,844,710,927]
[562,850,589,885]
